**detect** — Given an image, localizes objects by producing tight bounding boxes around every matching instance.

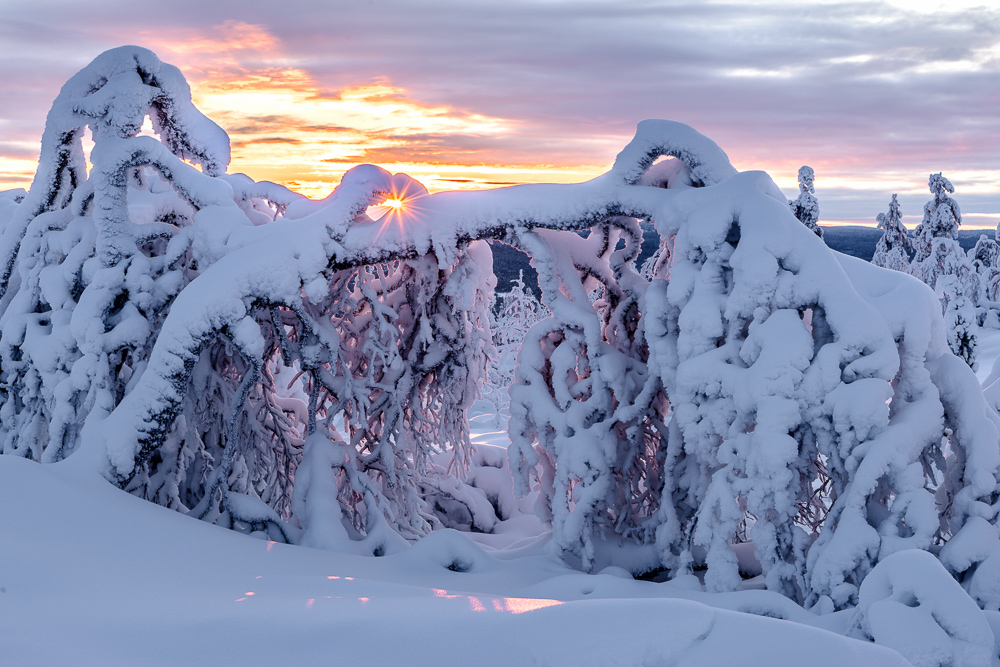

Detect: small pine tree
[969,234,1000,272]
[912,173,961,263]
[871,194,910,272]
[987,224,1000,305]
[789,166,822,238]
[910,173,979,305]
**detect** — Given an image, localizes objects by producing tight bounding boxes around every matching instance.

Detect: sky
[0,0,998,227]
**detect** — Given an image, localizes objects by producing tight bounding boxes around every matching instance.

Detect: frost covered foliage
[938,276,977,369]
[0,47,499,548]
[871,194,911,272]
[970,234,1000,272]
[911,173,979,305]
[788,165,822,238]
[500,130,1000,611]
[970,233,1000,312]
[8,48,1000,620]
[0,189,26,235]
[0,46,233,465]
[482,271,548,415]
[286,236,500,550]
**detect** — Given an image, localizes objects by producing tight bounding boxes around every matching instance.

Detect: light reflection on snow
[432,588,563,614]
[502,597,563,614]
[232,582,562,614]
[432,588,462,600]
[266,541,276,552]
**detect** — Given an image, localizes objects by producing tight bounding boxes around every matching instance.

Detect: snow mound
[850,549,995,667]
[0,456,912,666]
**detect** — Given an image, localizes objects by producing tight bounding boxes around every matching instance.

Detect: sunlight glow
[501,597,564,614]
[2,18,995,228]
[0,156,38,190]
[114,21,614,200]
[432,588,564,614]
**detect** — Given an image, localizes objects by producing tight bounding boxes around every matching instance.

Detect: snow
[0,454,911,666]
[850,550,995,667]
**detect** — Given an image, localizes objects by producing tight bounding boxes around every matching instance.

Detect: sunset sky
[1,0,998,227]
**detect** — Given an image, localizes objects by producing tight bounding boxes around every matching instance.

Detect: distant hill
[824,226,995,262]
[491,225,998,295]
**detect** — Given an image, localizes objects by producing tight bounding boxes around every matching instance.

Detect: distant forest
[491,225,998,295]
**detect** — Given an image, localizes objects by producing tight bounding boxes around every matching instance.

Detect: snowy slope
[0,455,910,666]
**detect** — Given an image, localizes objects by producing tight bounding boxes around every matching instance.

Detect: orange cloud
[4,21,597,199]
[121,21,606,199]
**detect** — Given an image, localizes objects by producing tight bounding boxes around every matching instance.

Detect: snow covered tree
[969,233,1000,316]
[871,194,910,272]
[913,173,961,257]
[937,275,977,369]
[0,46,235,465]
[482,271,548,416]
[910,173,978,301]
[789,165,822,238]
[501,130,1000,609]
[908,174,982,368]
[0,47,501,548]
[969,234,999,272]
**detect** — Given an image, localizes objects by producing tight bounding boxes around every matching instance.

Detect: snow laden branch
[64,134,713,549]
[75,117,734,474]
[0,46,243,467]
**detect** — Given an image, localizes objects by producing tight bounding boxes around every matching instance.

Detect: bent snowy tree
[4,47,1000,610]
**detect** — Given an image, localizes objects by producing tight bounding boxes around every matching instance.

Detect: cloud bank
[1,0,998,224]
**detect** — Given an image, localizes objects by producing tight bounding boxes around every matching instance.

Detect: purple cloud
[0,0,997,224]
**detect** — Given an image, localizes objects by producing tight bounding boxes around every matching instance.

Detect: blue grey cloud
[1,0,998,223]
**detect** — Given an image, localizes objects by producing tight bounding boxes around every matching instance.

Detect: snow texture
[849,549,994,667]
[1,454,914,666]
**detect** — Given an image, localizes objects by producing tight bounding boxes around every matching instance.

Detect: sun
[384,198,404,210]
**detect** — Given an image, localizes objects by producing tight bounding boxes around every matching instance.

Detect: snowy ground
[1,457,909,666]
[979,328,1000,385]
[4,331,1000,666]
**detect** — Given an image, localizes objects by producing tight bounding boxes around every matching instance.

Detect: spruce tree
[871,194,910,272]
[789,166,822,238]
